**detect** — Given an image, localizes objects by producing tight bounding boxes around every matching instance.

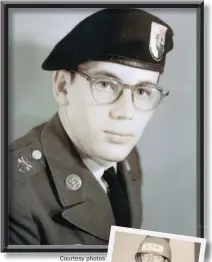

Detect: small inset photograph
[107,226,206,262]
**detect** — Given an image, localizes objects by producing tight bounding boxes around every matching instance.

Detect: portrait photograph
[1,2,204,251]
[106,226,206,262]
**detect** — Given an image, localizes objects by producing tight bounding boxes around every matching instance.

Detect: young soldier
[9,8,174,245]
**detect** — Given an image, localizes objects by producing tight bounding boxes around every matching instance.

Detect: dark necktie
[103,167,131,227]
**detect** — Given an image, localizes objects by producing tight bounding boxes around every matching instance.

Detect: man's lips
[104,131,133,144]
[104,130,134,137]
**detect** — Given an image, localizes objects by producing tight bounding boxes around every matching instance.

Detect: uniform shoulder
[9,122,47,186]
[9,122,44,152]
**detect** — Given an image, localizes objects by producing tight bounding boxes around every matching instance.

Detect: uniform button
[32,150,42,160]
[65,174,82,191]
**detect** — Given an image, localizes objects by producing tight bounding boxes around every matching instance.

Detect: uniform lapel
[118,150,142,229]
[41,114,115,241]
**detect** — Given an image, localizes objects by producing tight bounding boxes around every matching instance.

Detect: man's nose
[110,89,136,119]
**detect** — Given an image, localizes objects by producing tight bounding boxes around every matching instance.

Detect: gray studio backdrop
[8,8,197,236]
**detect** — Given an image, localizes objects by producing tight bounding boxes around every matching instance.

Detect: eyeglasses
[135,253,166,262]
[68,70,169,111]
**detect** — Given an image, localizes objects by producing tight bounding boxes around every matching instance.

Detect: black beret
[42,8,174,73]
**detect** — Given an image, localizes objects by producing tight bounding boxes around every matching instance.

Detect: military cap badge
[149,21,168,61]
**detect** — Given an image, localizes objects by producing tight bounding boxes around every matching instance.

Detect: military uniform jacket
[8,114,142,245]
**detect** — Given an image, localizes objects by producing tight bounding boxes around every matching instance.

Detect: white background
[0,0,211,262]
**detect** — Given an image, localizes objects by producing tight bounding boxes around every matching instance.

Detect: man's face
[58,61,159,166]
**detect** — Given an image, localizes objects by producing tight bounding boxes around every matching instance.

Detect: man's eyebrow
[87,70,160,85]
[88,70,122,80]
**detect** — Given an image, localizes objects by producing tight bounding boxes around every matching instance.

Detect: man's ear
[52,70,71,105]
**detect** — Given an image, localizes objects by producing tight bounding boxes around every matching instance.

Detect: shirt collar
[82,157,117,181]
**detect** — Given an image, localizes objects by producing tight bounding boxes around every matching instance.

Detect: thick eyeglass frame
[68,69,170,111]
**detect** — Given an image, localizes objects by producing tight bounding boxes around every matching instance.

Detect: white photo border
[107,226,206,262]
